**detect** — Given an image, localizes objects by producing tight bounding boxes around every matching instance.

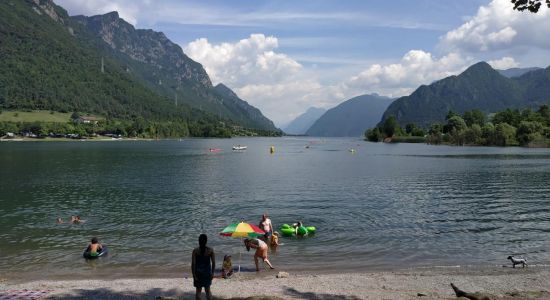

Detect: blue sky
[56,0,550,126]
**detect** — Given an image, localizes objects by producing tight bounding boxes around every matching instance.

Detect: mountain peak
[101,11,120,21]
[461,61,496,75]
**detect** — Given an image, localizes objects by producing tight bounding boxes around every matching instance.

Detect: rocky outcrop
[73,12,212,89]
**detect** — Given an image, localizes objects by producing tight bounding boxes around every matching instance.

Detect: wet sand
[1,267,549,299]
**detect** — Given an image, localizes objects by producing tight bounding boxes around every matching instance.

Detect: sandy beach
[1,267,550,299]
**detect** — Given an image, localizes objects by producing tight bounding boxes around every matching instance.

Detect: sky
[56,0,550,126]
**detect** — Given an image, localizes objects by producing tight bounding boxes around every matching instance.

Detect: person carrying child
[222,255,234,279]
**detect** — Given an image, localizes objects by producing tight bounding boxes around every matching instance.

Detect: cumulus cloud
[487,57,519,69]
[440,0,550,53]
[185,34,302,87]
[343,50,472,97]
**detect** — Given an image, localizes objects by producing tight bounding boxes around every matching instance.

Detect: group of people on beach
[191,213,279,300]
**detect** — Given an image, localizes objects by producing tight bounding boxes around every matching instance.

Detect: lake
[1,138,550,279]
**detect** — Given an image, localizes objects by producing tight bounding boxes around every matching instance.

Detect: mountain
[498,67,541,78]
[306,94,393,137]
[380,62,550,128]
[283,107,326,135]
[72,10,277,131]
[213,83,277,130]
[0,0,277,133]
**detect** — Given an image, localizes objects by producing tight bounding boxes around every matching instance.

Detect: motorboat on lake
[232,145,247,150]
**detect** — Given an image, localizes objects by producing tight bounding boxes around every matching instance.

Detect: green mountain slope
[213,83,277,130]
[72,11,277,131]
[0,0,277,134]
[306,94,393,137]
[380,62,549,127]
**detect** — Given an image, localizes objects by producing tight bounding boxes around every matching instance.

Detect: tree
[516,121,544,145]
[495,123,517,146]
[71,111,80,120]
[464,124,483,145]
[512,0,550,13]
[463,109,485,127]
[365,127,382,142]
[382,116,399,138]
[445,116,467,133]
[492,108,521,127]
[482,123,497,146]
[446,110,460,121]
[426,123,443,144]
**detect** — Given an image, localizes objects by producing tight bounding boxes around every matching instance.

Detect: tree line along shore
[366,105,550,147]
[0,110,282,140]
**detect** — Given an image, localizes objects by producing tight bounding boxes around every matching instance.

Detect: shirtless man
[259,213,273,242]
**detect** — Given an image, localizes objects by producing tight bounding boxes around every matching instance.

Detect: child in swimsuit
[270,232,280,249]
[222,255,233,279]
[86,237,103,256]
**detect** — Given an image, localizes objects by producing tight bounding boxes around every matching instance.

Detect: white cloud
[343,50,472,97]
[440,0,550,53]
[55,0,143,25]
[487,57,519,69]
[185,34,302,87]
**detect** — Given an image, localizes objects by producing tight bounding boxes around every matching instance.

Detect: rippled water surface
[1,138,550,279]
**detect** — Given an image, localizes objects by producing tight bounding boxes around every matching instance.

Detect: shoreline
[2,266,549,299]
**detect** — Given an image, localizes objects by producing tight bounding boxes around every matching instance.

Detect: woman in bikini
[244,238,274,271]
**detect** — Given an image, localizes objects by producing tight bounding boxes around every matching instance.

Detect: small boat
[209,148,222,152]
[232,145,247,150]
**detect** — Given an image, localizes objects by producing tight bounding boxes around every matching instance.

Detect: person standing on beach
[244,238,274,271]
[192,234,215,300]
[259,213,273,242]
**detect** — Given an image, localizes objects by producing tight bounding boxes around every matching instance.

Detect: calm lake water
[1,138,550,279]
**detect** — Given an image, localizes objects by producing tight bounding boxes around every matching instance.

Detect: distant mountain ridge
[283,107,326,135]
[381,62,550,127]
[306,94,393,137]
[498,67,541,78]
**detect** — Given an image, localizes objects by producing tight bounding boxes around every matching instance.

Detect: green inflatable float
[280,223,316,237]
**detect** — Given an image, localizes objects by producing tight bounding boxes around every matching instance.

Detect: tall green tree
[382,116,399,138]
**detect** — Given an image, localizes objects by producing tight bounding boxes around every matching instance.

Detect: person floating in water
[71,215,84,224]
[85,237,103,257]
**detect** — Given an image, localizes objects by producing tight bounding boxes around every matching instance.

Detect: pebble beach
[2,267,550,299]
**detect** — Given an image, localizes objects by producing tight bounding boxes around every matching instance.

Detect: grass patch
[0,110,73,123]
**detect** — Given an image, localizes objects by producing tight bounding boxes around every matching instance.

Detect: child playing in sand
[222,255,234,279]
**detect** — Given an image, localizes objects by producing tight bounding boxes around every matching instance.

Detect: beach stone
[276,271,289,278]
